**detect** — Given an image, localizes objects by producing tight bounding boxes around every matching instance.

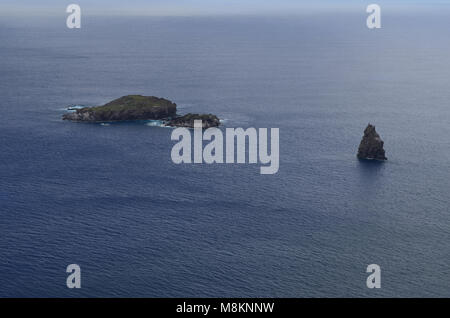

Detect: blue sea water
[1,10,450,297]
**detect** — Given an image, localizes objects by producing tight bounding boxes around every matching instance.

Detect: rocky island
[166,113,220,128]
[357,124,387,160]
[62,95,220,128]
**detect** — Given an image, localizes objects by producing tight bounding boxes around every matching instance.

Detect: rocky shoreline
[166,113,220,128]
[62,95,220,128]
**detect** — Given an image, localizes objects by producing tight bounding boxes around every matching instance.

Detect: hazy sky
[0,0,447,16]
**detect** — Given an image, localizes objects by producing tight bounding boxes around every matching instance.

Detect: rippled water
[0,11,450,297]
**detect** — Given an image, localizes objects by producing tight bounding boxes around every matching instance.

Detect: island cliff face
[62,95,220,128]
[357,124,387,160]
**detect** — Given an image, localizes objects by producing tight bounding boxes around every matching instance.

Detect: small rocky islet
[62,95,220,128]
[357,124,387,161]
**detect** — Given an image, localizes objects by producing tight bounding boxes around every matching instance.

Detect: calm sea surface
[1,11,450,297]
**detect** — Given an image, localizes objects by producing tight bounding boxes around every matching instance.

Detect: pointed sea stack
[357,124,387,160]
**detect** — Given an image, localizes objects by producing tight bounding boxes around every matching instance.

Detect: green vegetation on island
[63,95,177,122]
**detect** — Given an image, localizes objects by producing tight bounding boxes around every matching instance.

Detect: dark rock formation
[62,95,177,122]
[62,96,221,128]
[357,124,387,160]
[166,113,220,128]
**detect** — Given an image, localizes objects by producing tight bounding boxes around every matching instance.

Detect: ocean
[0,9,450,297]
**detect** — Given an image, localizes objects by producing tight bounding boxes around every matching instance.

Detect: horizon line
[1,3,449,18]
